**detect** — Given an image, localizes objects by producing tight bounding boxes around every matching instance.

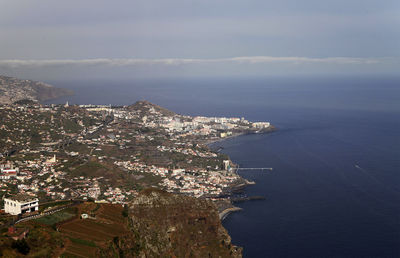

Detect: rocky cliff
[100,189,242,257]
[0,75,73,104]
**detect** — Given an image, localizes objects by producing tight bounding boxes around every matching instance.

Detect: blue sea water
[46,77,400,258]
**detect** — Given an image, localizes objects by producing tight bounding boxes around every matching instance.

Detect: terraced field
[61,238,97,257]
[59,203,129,257]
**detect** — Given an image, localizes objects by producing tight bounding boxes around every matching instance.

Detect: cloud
[0,56,384,69]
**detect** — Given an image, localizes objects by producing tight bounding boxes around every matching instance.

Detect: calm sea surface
[46,77,400,258]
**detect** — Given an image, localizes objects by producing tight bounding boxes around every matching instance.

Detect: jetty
[235,167,273,171]
[219,207,243,220]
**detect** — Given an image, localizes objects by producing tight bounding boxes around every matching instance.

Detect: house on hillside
[4,194,39,215]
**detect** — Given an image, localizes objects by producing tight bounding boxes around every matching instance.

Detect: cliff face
[100,189,242,257]
[0,75,73,104]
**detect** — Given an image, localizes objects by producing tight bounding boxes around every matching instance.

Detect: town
[0,100,272,215]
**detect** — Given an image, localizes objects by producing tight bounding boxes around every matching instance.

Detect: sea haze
[46,77,400,257]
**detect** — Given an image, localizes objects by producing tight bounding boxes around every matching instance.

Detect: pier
[235,167,273,171]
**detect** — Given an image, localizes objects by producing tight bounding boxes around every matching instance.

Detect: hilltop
[0,75,73,105]
[128,100,177,117]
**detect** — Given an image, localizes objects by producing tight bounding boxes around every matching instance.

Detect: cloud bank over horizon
[1,56,396,81]
[0,0,399,79]
[0,56,385,68]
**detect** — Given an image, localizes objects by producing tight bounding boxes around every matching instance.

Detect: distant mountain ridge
[0,75,73,104]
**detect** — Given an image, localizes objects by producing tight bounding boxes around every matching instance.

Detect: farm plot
[35,208,77,226]
[61,240,97,258]
[60,219,126,241]
[97,203,126,223]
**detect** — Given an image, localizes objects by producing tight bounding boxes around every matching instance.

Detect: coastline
[216,178,256,221]
[205,126,276,149]
[208,128,275,221]
[203,132,246,146]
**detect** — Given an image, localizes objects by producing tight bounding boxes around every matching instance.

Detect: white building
[4,194,39,215]
[252,122,270,129]
[0,164,19,180]
[223,160,231,171]
[0,169,18,180]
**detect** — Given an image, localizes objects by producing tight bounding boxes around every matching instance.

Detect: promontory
[0,75,73,105]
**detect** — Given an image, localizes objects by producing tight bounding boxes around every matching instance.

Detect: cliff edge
[100,189,242,257]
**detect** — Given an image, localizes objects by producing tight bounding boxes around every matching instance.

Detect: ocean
[45,76,400,258]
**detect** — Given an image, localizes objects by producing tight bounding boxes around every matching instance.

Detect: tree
[122,204,129,217]
[11,239,30,255]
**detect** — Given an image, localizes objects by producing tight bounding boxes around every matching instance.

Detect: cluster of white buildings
[115,160,169,177]
[159,169,239,197]
[252,122,271,129]
[157,145,218,158]
[85,103,271,139]
[114,159,239,198]
[159,116,244,135]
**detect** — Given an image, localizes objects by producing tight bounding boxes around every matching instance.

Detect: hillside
[0,190,241,257]
[0,75,73,104]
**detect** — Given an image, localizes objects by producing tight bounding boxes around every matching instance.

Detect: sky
[0,0,399,80]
